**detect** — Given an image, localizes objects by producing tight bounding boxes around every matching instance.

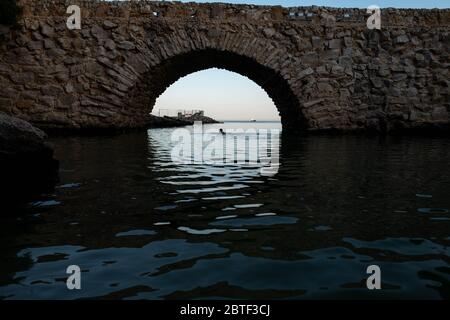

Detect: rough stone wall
[0,0,448,132]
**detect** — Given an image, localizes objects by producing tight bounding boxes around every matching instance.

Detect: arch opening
[153,68,281,122]
[137,49,306,132]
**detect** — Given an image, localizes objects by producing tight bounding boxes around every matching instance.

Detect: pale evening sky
[146,1,448,121]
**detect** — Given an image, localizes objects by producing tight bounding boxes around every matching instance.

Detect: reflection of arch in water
[130,49,307,133]
[147,123,282,177]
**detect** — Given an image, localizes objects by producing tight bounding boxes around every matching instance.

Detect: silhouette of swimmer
[219,128,225,135]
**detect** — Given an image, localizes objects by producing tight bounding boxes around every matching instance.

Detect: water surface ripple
[0,123,449,299]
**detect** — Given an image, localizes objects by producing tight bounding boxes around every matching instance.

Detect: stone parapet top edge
[17,0,450,21]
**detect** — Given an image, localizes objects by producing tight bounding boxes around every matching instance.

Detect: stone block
[328,39,342,49]
[117,41,136,50]
[395,35,409,44]
[298,67,314,79]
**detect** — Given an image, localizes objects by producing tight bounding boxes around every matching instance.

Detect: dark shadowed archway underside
[138,49,307,132]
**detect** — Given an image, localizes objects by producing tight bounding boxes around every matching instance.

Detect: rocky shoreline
[32,114,220,135]
[179,114,222,124]
[0,113,59,208]
[148,114,221,128]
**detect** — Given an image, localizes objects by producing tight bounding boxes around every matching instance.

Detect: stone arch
[130,48,307,132]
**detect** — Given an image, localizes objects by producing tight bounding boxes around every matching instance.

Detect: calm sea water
[0,122,449,300]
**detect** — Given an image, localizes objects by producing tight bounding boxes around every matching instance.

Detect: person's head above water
[219,128,225,134]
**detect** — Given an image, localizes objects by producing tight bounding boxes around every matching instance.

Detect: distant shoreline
[218,120,281,123]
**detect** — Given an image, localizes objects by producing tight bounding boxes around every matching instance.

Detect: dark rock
[0,113,58,208]
[182,114,221,124]
[147,115,193,128]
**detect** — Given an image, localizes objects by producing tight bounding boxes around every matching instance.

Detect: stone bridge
[0,0,449,132]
